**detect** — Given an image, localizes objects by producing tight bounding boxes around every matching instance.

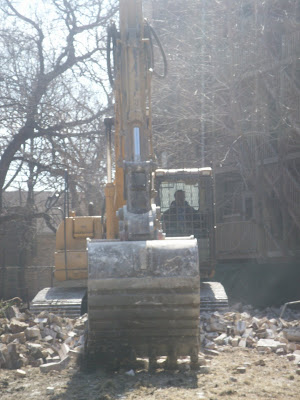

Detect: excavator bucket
[87,238,200,368]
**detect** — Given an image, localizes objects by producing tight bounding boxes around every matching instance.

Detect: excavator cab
[154,168,216,279]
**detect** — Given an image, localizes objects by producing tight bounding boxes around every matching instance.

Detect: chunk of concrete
[46,387,55,395]
[16,369,26,377]
[43,335,54,343]
[42,327,57,340]
[27,343,44,359]
[9,319,29,333]
[48,313,63,327]
[40,355,70,373]
[25,326,41,340]
[236,320,246,335]
[214,333,227,345]
[257,339,284,352]
[204,349,219,356]
[4,305,19,320]
[231,337,240,347]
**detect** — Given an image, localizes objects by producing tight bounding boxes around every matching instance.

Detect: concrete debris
[25,326,41,340]
[257,339,286,352]
[8,319,29,333]
[238,338,247,348]
[16,368,26,377]
[0,298,299,372]
[125,369,135,376]
[204,349,220,356]
[46,387,55,395]
[40,355,70,373]
[199,303,300,361]
[0,302,87,371]
[214,333,227,345]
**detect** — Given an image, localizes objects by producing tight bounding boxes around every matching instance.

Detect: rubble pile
[200,304,300,365]
[0,300,299,374]
[0,302,87,373]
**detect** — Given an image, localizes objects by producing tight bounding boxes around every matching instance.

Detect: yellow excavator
[31,0,227,368]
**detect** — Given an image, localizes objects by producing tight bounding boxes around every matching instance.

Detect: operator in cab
[162,189,199,236]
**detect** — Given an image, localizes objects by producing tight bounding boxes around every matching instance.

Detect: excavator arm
[105,0,158,241]
[86,0,200,369]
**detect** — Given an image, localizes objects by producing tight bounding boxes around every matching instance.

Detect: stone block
[236,320,246,335]
[45,347,55,356]
[4,305,19,320]
[46,387,55,395]
[257,339,283,352]
[231,337,240,347]
[43,335,54,343]
[9,319,29,333]
[276,348,286,356]
[204,349,219,356]
[1,334,12,344]
[25,326,41,340]
[287,354,295,361]
[49,313,63,327]
[42,327,57,340]
[27,343,44,359]
[16,369,26,377]
[40,355,70,373]
[242,328,253,338]
[251,317,260,330]
[58,343,69,359]
[214,333,227,345]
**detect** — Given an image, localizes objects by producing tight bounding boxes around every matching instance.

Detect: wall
[214,261,300,308]
[0,265,54,301]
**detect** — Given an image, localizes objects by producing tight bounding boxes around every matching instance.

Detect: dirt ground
[0,346,299,400]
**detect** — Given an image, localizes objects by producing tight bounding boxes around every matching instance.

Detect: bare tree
[0,0,117,216]
[148,0,300,255]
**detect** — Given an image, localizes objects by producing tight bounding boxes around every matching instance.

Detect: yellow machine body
[54,216,102,281]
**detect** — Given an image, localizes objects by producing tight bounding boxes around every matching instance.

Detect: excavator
[31,0,227,368]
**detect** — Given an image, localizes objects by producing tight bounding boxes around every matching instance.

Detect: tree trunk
[0,124,34,211]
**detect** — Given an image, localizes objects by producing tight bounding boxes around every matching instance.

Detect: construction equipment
[154,168,228,312]
[31,0,227,368]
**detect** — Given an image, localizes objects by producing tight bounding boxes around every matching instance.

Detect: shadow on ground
[51,360,198,400]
